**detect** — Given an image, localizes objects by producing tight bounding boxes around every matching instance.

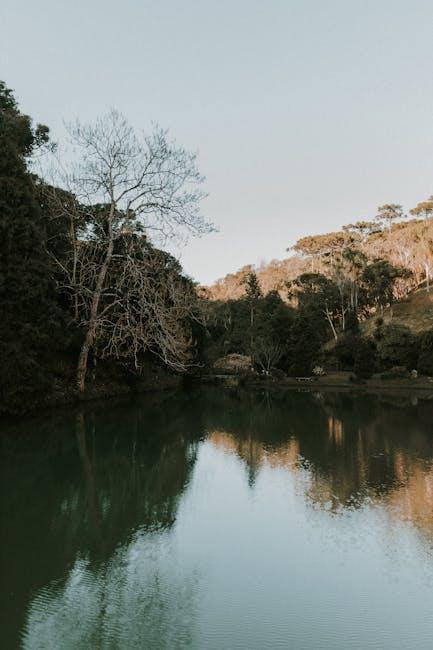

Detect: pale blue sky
[1,1,432,283]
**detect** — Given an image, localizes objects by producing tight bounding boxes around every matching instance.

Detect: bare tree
[93,238,200,370]
[45,110,212,393]
[253,337,283,375]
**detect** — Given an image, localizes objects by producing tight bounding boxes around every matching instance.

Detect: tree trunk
[70,215,79,321]
[341,294,346,331]
[250,304,255,357]
[76,236,114,394]
[77,334,93,393]
[324,308,338,341]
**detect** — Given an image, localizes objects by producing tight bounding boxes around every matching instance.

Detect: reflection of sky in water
[24,533,200,649]
[24,428,433,650]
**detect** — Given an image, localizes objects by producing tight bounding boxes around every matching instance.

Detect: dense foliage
[0,83,207,414]
[1,80,432,414]
[202,190,433,379]
[201,259,433,378]
[0,82,64,411]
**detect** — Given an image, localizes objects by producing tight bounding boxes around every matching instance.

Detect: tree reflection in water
[1,387,433,648]
[1,391,202,649]
[204,389,433,539]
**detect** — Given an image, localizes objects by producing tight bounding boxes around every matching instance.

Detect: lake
[1,387,433,649]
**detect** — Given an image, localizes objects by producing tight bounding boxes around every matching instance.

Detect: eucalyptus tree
[47,110,212,393]
[342,220,382,241]
[413,221,433,292]
[408,198,433,291]
[291,234,331,273]
[375,203,406,232]
[410,196,433,221]
[292,231,351,275]
[338,247,368,315]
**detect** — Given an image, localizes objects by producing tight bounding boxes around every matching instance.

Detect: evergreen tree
[418,330,433,376]
[0,81,62,412]
[289,308,322,376]
[362,260,410,314]
[376,324,418,370]
[244,271,262,357]
[354,338,376,379]
[345,310,360,334]
[244,271,262,325]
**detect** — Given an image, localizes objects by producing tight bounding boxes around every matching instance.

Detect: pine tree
[0,81,62,412]
[243,271,262,358]
[244,271,262,320]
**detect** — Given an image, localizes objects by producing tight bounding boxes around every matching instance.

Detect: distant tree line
[208,198,433,303]
[200,185,433,379]
[199,257,433,379]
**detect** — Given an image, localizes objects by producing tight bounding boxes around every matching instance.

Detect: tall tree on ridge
[375,203,405,232]
[244,270,262,358]
[410,196,433,221]
[244,271,262,328]
[342,220,382,240]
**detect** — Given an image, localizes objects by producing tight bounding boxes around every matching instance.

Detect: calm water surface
[1,388,433,649]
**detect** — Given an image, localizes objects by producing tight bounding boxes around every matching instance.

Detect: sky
[1,0,433,284]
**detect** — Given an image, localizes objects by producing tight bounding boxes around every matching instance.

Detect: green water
[1,388,433,649]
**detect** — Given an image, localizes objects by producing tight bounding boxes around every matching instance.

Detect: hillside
[361,288,433,335]
[204,218,433,304]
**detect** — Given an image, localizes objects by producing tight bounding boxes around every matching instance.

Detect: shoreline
[0,372,182,421]
[199,371,433,398]
[2,371,433,422]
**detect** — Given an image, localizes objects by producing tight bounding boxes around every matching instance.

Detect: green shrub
[354,337,377,379]
[376,324,419,370]
[334,334,359,370]
[345,310,360,334]
[418,330,433,376]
